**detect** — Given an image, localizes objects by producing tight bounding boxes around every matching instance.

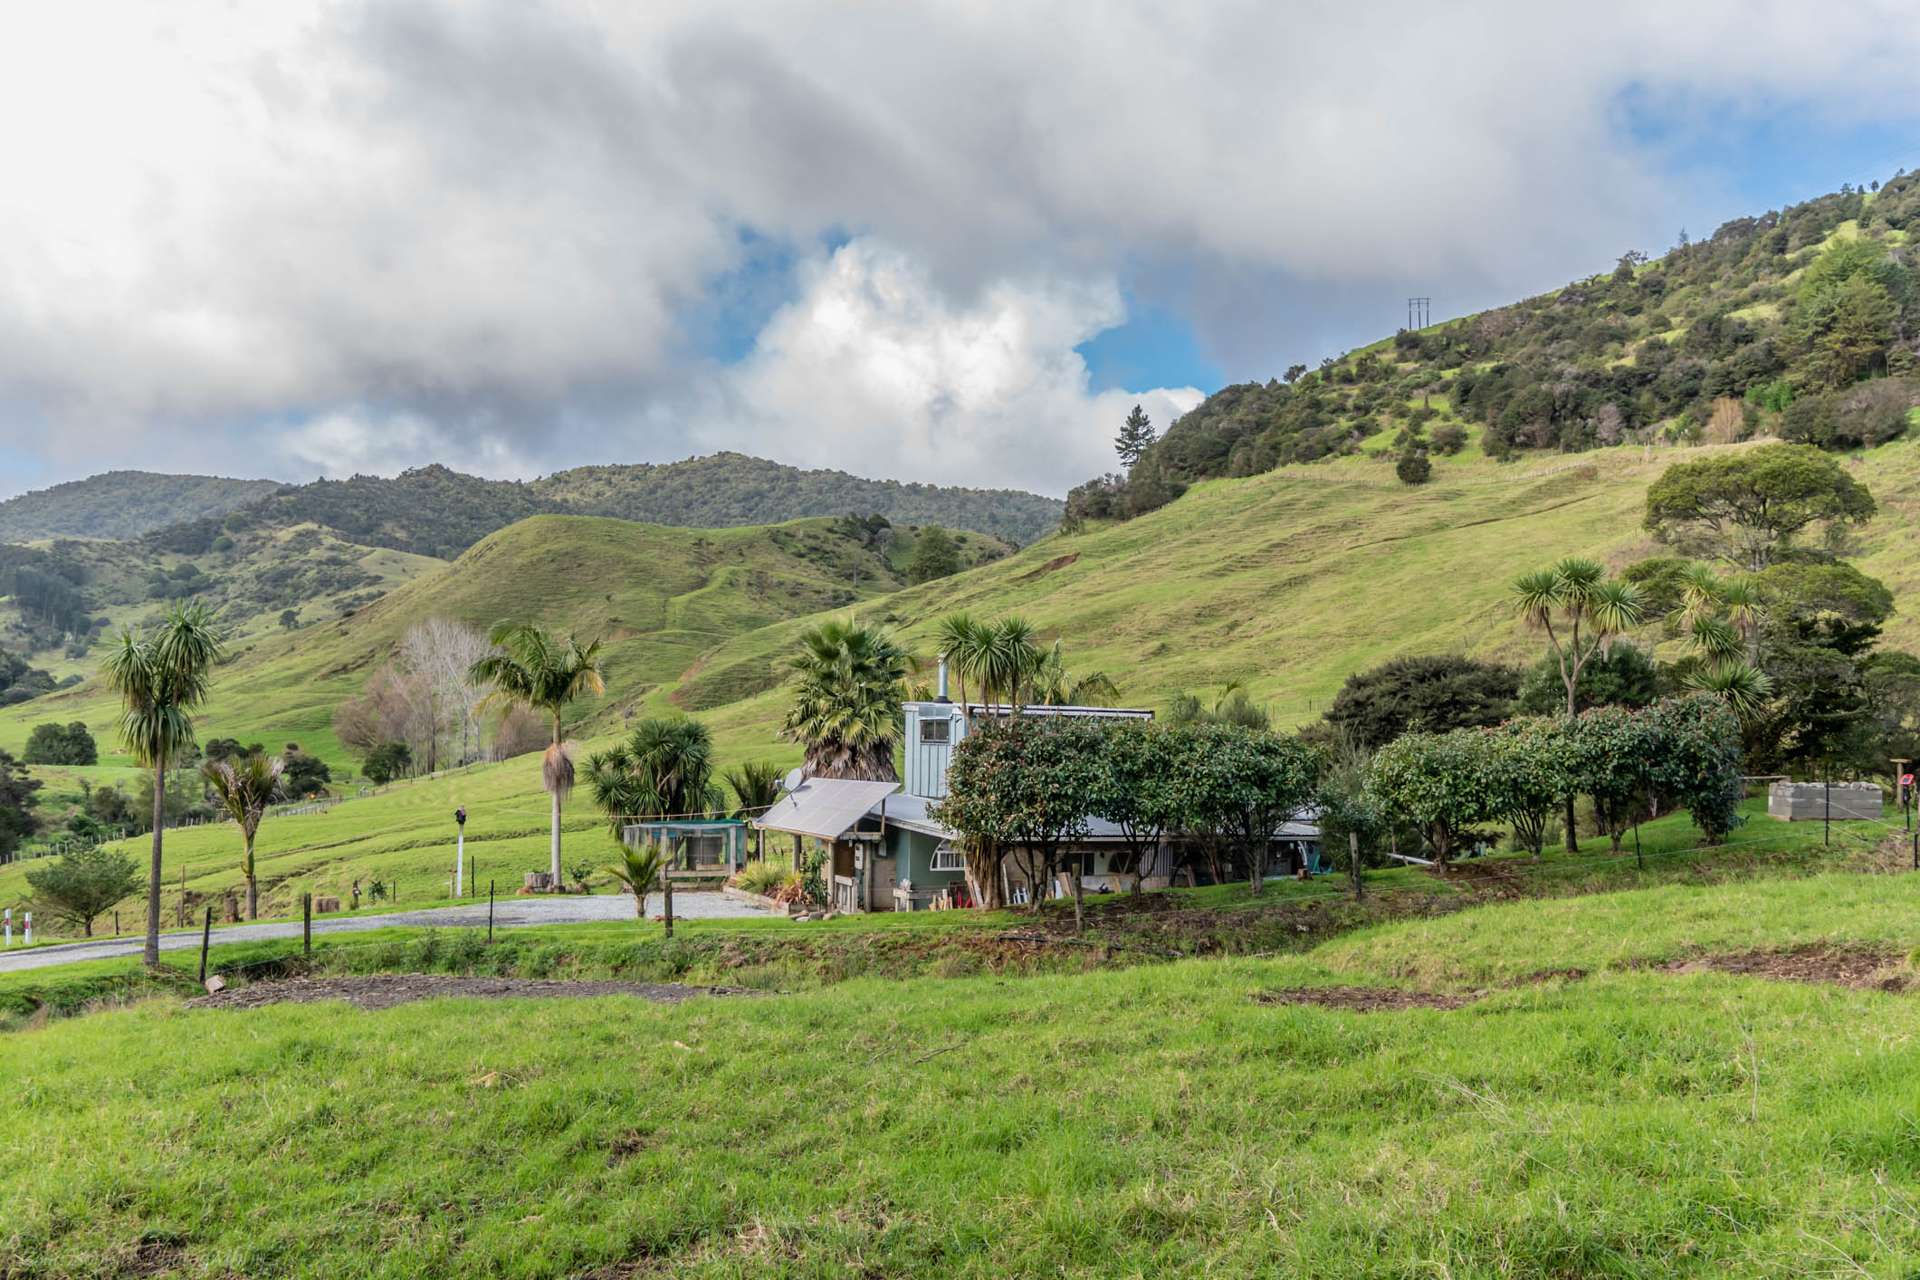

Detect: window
[930,842,964,871]
[919,717,952,744]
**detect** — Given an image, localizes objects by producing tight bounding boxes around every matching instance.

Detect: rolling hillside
[0,513,1009,764]
[11,431,1920,926]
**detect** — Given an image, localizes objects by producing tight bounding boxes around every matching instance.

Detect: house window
[930,842,964,871]
[919,717,952,744]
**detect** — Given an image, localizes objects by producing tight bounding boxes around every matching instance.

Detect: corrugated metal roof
[753,777,899,840]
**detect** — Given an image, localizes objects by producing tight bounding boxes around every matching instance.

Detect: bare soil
[1251,986,1478,1012]
[184,974,755,1012]
[1658,945,1911,991]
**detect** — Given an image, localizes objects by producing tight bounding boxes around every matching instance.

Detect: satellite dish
[782,767,806,793]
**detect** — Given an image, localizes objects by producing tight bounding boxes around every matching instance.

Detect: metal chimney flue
[936,659,950,701]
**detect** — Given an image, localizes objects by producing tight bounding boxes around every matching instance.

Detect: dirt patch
[184,974,755,1012]
[1016,552,1080,580]
[1659,945,1910,991]
[123,1238,187,1276]
[1252,986,1477,1012]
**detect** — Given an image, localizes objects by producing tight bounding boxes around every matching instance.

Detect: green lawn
[12,859,1920,1275]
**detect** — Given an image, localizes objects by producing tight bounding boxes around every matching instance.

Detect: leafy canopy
[1643,444,1876,570]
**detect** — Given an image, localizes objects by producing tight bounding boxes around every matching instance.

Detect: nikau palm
[202,752,284,920]
[470,623,604,884]
[102,602,224,967]
[781,620,906,780]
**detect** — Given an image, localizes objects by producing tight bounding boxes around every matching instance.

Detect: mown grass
[12,871,1920,1275]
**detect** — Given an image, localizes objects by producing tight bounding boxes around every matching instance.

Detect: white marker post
[22,912,30,946]
[3,907,10,947]
[454,807,468,899]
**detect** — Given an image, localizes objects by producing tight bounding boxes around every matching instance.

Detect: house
[754,675,1323,912]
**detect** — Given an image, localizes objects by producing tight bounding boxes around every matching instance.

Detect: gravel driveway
[0,892,768,974]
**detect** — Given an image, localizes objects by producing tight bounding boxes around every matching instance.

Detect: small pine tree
[906,526,962,584]
[1114,405,1156,469]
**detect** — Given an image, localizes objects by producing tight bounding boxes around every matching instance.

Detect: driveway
[0,892,768,974]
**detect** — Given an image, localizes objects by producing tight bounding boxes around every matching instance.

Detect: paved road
[0,893,768,974]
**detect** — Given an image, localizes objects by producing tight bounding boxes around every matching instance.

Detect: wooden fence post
[197,906,213,984]
[303,893,312,957]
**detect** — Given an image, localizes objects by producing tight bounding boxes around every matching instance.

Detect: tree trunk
[1349,832,1363,900]
[244,835,258,921]
[549,712,564,883]
[1563,794,1579,853]
[145,758,165,968]
[1248,838,1266,895]
[1069,856,1084,934]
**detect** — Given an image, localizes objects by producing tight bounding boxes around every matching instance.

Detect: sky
[2,2,1919,501]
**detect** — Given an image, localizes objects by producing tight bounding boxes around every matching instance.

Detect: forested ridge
[1071,171,1920,524]
[144,454,1062,559]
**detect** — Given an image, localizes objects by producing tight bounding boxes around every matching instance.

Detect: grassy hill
[9,431,1920,926]
[0,513,1009,766]
[0,471,282,542]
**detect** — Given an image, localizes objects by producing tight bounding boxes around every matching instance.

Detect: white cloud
[686,240,1202,493]
[1,1,1918,496]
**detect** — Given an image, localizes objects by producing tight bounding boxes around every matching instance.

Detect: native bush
[1644,695,1746,844]
[1480,718,1574,858]
[1366,730,1498,865]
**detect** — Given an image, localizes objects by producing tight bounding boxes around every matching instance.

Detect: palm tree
[606,841,669,935]
[102,602,225,967]
[781,619,907,779]
[1029,640,1121,707]
[933,612,984,708]
[1683,660,1774,723]
[722,760,784,861]
[469,623,605,884]
[201,752,284,920]
[587,716,721,830]
[1512,558,1647,852]
[978,616,1042,708]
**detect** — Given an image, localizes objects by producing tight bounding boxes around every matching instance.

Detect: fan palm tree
[102,602,225,967]
[1512,558,1647,852]
[201,752,284,920]
[469,623,605,884]
[781,620,906,779]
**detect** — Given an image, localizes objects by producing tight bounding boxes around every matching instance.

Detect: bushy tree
[1325,655,1520,750]
[22,721,97,766]
[1514,644,1658,716]
[1644,444,1876,570]
[934,717,1103,925]
[906,526,962,584]
[1481,718,1573,858]
[24,846,141,937]
[1395,450,1432,486]
[1366,730,1496,866]
[279,749,332,799]
[1644,695,1746,844]
[1565,705,1659,854]
[0,749,41,864]
[362,741,412,785]
[1088,720,1185,892]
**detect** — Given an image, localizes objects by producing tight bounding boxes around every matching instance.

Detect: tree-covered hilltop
[1073,171,1920,523]
[147,455,1063,559]
[0,472,283,543]
[531,453,1063,546]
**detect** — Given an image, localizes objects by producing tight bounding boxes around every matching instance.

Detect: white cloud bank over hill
[1,1,1918,495]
